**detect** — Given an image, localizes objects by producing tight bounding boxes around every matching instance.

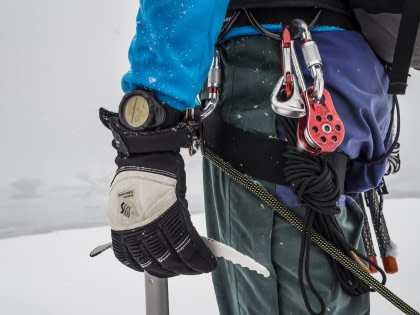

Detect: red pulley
[297,87,345,155]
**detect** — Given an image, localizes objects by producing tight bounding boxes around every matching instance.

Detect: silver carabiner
[201,49,222,120]
[290,19,324,102]
[312,67,324,102]
[291,40,307,94]
[270,27,306,119]
[271,74,306,118]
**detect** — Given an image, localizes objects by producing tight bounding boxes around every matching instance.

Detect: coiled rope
[277,113,385,314]
[283,148,381,314]
[204,149,419,315]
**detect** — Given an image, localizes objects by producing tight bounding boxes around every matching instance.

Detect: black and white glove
[99,106,217,278]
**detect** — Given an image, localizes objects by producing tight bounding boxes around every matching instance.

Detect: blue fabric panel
[276,184,350,207]
[294,31,392,192]
[122,0,229,111]
[277,31,391,194]
[219,24,344,44]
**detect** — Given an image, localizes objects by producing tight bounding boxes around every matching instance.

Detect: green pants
[203,36,369,315]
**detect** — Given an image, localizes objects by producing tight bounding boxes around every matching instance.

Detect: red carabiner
[282,27,293,99]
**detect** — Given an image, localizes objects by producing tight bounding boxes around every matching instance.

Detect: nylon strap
[203,114,348,194]
[388,0,420,94]
[204,149,419,315]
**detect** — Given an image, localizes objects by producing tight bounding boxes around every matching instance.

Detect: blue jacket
[122,1,392,193]
[122,0,230,111]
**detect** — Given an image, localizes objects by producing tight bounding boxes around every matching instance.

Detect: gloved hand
[99,104,217,278]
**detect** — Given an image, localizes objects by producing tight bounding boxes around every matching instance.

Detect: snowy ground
[1,199,420,315]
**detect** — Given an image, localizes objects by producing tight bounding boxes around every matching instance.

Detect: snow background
[0,0,419,314]
[1,206,420,315]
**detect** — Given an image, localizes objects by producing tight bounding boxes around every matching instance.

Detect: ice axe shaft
[90,237,270,314]
[145,272,169,315]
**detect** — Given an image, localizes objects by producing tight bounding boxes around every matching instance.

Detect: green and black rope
[204,149,419,315]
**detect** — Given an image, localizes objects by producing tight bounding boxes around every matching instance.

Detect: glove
[99,105,217,278]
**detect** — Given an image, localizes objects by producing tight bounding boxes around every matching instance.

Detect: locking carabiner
[290,19,324,102]
[271,27,306,118]
[201,48,222,120]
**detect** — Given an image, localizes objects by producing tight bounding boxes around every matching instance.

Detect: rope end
[383,256,399,274]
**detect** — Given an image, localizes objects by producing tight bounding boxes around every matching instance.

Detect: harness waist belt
[203,114,348,194]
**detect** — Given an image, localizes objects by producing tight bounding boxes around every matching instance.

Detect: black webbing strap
[99,107,193,156]
[203,114,348,194]
[388,0,420,94]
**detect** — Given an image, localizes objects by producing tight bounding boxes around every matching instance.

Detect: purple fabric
[276,184,350,207]
[277,30,392,196]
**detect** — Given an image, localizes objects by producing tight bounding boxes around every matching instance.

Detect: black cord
[385,142,401,175]
[243,8,282,41]
[356,94,400,165]
[278,115,386,314]
[308,10,322,30]
[243,8,323,41]
[217,10,241,44]
[383,94,396,148]
[276,115,297,147]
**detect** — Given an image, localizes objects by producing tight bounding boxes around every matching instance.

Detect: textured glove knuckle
[108,170,177,231]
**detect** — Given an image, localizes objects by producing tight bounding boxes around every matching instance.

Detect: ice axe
[90,236,270,315]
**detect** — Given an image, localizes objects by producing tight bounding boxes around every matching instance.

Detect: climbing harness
[185,48,419,315]
[186,12,417,315]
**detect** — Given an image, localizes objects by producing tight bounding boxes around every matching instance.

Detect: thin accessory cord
[356,94,400,165]
[279,115,386,315]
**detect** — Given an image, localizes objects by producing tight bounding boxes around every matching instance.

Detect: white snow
[0,214,218,315]
[148,76,157,84]
[386,239,399,258]
[1,200,420,315]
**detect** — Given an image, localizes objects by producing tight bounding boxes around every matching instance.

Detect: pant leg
[271,202,370,315]
[204,160,279,315]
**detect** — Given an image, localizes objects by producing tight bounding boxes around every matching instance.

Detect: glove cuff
[100,107,193,156]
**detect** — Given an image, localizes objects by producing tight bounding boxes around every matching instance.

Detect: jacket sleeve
[122,0,229,111]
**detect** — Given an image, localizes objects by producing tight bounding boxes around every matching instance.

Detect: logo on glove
[116,189,138,221]
[120,202,132,218]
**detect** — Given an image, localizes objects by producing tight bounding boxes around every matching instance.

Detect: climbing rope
[204,149,419,315]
